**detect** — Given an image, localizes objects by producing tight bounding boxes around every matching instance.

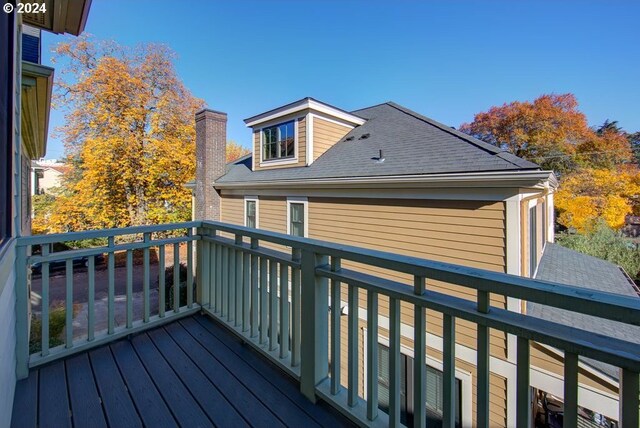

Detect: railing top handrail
[16,221,202,246]
[202,221,640,326]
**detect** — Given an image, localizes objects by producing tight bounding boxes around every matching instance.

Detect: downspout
[519,186,550,313]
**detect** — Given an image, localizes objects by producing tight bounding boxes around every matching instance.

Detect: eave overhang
[22,0,92,35]
[214,170,557,191]
[244,97,366,128]
[21,61,54,160]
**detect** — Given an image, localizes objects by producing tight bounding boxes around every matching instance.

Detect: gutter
[215,170,556,190]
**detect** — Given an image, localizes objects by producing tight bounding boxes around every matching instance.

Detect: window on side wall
[245,199,257,228]
[262,120,295,161]
[288,201,306,237]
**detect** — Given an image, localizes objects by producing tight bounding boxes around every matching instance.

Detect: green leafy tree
[557,219,640,279]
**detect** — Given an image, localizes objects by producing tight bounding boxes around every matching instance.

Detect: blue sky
[42,0,640,160]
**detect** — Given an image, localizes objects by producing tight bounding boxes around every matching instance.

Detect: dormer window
[262,120,295,161]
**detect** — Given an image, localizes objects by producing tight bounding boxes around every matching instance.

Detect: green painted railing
[198,220,640,428]
[15,222,201,377]
[15,220,640,428]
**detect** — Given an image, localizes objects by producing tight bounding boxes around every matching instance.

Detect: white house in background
[0,2,92,426]
[31,159,68,195]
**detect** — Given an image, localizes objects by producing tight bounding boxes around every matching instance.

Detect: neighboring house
[0,3,91,426]
[31,159,68,195]
[193,97,624,426]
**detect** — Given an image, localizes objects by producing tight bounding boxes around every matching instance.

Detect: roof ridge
[385,102,503,154]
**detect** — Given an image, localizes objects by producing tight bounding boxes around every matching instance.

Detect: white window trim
[286,197,308,237]
[244,196,259,228]
[258,117,300,167]
[362,329,474,428]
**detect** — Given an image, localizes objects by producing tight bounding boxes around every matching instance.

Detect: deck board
[11,371,38,428]
[147,327,249,427]
[66,353,107,428]
[131,333,213,427]
[38,362,71,428]
[165,322,286,428]
[192,316,352,428]
[182,317,328,428]
[110,339,178,428]
[90,346,143,428]
[11,314,354,428]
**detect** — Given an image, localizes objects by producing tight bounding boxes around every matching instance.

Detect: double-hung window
[245,198,257,228]
[289,202,305,237]
[262,120,295,161]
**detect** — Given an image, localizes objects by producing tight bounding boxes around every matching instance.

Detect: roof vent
[372,149,385,163]
[345,136,354,141]
[359,133,370,140]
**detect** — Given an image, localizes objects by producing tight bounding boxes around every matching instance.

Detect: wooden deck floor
[11,314,353,428]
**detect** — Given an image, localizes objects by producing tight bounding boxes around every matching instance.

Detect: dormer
[244,98,366,171]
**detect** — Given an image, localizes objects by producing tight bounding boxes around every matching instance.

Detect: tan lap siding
[312,116,352,161]
[309,197,508,356]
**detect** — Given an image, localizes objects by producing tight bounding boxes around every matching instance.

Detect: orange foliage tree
[46,36,206,232]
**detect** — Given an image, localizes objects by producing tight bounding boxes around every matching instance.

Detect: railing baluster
[65,259,73,348]
[389,297,401,427]
[143,232,150,322]
[159,245,166,317]
[41,244,50,356]
[173,242,179,312]
[413,276,426,428]
[126,250,133,328]
[235,235,243,327]
[215,241,222,314]
[243,239,251,332]
[187,229,194,308]
[443,314,456,428]
[259,257,268,345]
[516,337,531,428]
[279,263,289,359]
[269,260,278,351]
[366,290,378,420]
[107,236,115,334]
[250,238,259,337]
[348,283,359,407]
[477,290,490,428]
[620,369,639,428]
[331,257,342,395]
[564,351,578,428]
[222,246,228,317]
[229,242,237,323]
[200,230,210,309]
[213,242,219,312]
[291,248,301,366]
[87,254,95,341]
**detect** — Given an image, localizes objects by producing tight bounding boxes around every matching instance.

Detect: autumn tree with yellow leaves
[46,36,206,232]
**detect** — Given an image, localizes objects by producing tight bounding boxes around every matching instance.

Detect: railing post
[195,226,205,306]
[15,244,29,379]
[300,249,329,403]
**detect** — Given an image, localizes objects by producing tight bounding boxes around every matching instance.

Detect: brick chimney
[195,109,227,220]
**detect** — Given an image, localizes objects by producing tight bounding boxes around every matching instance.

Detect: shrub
[164,263,193,310]
[557,219,640,279]
[29,306,66,354]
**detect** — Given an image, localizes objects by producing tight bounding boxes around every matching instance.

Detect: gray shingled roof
[530,243,640,381]
[217,102,539,184]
